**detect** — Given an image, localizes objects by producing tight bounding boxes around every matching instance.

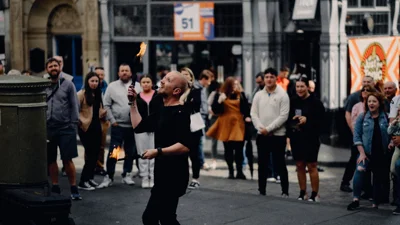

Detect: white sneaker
[275,176,281,184]
[211,161,217,170]
[97,175,113,189]
[149,178,154,188]
[78,182,95,191]
[122,173,135,185]
[267,177,276,182]
[142,177,150,189]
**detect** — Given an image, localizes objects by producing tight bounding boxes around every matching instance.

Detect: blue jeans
[106,126,136,180]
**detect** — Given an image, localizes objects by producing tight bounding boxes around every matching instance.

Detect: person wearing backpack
[45,58,81,200]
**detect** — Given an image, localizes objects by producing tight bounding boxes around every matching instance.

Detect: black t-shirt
[345,91,361,113]
[371,117,384,168]
[135,104,191,197]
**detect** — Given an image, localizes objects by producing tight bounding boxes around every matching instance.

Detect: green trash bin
[0,75,50,187]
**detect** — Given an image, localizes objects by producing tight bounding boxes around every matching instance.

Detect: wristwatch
[157,147,163,156]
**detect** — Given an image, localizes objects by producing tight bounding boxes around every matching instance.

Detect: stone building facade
[7,0,100,89]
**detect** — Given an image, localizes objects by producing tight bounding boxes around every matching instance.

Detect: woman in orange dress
[207,77,251,179]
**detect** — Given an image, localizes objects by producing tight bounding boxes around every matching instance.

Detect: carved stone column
[253,0,271,74]
[9,0,24,71]
[83,0,100,76]
[392,0,400,36]
[99,0,111,84]
[339,0,348,108]
[242,0,253,95]
[319,0,340,110]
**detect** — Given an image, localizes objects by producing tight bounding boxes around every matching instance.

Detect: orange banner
[349,37,399,93]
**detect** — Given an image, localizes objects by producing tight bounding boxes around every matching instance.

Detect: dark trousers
[106,126,136,179]
[78,126,101,182]
[142,190,180,225]
[256,135,289,194]
[223,141,244,175]
[189,135,202,179]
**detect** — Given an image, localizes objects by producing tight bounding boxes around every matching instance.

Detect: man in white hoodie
[251,67,290,197]
[98,63,142,188]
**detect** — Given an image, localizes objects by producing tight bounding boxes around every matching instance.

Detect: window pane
[151,5,174,36]
[361,0,373,7]
[214,3,243,37]
[114,5,147,36]
[376,0,388,6]
[348,0,358,7]
[346,13,389,36]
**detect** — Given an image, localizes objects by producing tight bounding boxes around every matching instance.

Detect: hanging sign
[174,2,214,40]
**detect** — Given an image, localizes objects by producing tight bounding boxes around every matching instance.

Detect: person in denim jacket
[348,92,390,210]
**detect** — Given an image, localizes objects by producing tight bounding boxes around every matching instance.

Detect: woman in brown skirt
[207,77,251,179]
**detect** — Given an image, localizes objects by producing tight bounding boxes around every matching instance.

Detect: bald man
[43,56,73,82]
[129,71,191,225]
[384,81,397,113]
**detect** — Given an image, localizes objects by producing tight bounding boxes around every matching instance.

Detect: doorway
[54,35,83,90]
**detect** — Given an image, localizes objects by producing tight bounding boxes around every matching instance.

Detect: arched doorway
[48,4,83,90]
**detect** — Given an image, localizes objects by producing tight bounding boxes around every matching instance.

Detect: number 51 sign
[174,2,214,40]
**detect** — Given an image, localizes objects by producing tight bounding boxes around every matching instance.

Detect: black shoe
[393,207,400,215]
[259,190,266,196]
[297,190,306,200]
[236,173,246,180]
[317,167,324,172]
[347,200,360,211]
[70,186,82,200]
[51,185,61,194]
[340,184,353,193]
[228,173,235,179]
[308,191,319,202]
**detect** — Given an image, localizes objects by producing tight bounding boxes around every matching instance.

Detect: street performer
[129,71,191,225]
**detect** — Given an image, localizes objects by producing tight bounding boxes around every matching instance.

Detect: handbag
[190,112,206,132]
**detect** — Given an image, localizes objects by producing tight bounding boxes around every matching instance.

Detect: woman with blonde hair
[207,77,251,179]
[180,67,204,189]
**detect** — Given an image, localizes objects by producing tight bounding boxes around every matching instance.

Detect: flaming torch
[136,42,147,62]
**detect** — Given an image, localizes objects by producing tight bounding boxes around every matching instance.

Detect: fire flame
[110,146,121,159]
[136,42,147,62]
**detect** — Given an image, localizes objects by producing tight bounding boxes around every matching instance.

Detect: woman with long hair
[207,77,251,179]
[77,72,107,190]
[348,92,390,210]
[135,74,158,189]
[180,67,204,189]
[287,76,325,202]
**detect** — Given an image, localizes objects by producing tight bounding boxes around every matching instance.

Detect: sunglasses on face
[362,88,370,92]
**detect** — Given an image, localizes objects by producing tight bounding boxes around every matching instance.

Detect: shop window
[348,0,388,7]
[345,13,389,36]
[114,5,147,36]
[151,5,174,36]
[214,3,243,37]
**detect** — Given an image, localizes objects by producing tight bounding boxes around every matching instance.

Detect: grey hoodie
[103,79,142,127]
[45,78,79,128]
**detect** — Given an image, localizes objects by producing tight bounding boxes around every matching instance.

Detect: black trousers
[189,135,202,179]
[78,125,101,182]
[256,135,289,194]
[142,189,180,225]
[223,141,244,174]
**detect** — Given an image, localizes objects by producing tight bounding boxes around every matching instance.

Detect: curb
[77,140,348,168]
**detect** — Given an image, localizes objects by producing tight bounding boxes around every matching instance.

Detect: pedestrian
[388,114,400,215]
[207,77,250,179]
[250,67,290,197]
[77,72,107,190]
[98,63,142,188]
[135,74,157,189]
[287,76,325,202]
[347,92,390,210]
[207,82,221,170]
[340,75,375,192]
[180,67,203,189]
[129,71,191,225]
[44,57,81,200]
[94,66,109,176]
